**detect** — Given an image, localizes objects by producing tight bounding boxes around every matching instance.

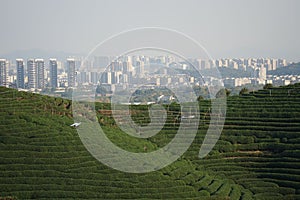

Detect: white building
[0,59,7,87]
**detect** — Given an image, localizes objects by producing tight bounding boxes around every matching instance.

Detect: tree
[216,88,231,98]
[263,83,273,90]
[96,85,108,96]
[225,88,231,97]
[197,95,204,101]
[239,87,249,96]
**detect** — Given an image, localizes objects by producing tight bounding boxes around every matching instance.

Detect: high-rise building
[35,59,45,89]
[90,72,100,84]
[282,59,287,67]
[100,71,112,84]
[259,66,267,80]
[271,59,277,71]
[0,59,7,87]
[77,71,88,84]
[67,58,76,87]
[265,58,272,71]
[110,61,122,72]
[199,60,210,69]
[122,61,133,73]
[135,61,144,77]
[233,62,239,70]
[49,59,58,88]
[16,59,25,88]
[215,59,222,67]
[111,71,122,84]
[27,59,37,89]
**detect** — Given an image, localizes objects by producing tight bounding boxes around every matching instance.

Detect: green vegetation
[216,88,231,98]
[263,83,273,90]
[239,87,249,96]
[0,83,300,199]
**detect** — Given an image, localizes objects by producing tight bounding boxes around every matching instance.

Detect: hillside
[0,84,300,199]
[268,62,300,75]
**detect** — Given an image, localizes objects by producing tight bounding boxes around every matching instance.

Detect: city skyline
[0,0,299,62]
[0,56,298,95]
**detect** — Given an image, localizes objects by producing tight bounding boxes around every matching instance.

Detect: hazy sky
[1,0,299,61]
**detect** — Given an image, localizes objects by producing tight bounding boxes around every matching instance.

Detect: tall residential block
[67,58,76,87]
[49,59,58,88]
[27,59,37,89]
[35,59,45,89]
[0,59,7,87]
[16,59,25,88]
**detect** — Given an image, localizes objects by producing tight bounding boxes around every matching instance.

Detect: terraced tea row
[1,84,300,199]
[0,87,246,199]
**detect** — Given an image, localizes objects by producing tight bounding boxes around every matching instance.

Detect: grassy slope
[0,84,300,199]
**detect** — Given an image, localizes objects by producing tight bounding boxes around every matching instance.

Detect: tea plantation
[0,84,300,199]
